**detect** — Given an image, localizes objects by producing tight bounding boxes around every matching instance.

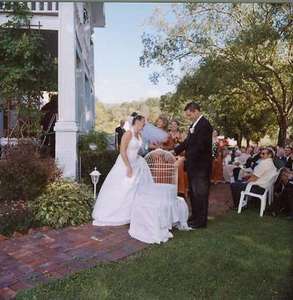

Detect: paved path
[0,183,233,299]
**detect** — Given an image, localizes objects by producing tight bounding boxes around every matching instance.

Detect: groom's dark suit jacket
[174,116,213,175]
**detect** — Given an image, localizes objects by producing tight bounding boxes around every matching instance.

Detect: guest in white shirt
[223,149,234,182]
[223,147,251,183]
[238,147,251,165]
[230,147,277,208]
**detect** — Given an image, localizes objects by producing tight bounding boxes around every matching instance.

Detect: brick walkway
[209,183,233,216]
[0,184,233,299]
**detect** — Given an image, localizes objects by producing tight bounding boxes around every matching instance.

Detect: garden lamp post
[90,167,101,200]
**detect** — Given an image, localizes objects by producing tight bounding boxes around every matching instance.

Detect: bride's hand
[126,167,133,178]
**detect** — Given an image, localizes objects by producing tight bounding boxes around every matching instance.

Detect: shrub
[0,206,35,236]
[0,140,61,201]
[79,130,109,153]
[30,180,94,229]
[80,150,118,188]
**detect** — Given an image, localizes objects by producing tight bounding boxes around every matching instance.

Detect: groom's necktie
[187,124,193,139]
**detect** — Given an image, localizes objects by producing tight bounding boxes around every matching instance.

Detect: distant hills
[95,97,161,134]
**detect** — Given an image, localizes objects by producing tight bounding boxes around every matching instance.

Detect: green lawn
[17,211,293,300]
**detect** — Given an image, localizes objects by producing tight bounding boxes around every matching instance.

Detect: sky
[93,3,175,104]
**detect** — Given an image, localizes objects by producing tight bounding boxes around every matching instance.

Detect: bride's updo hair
[132,115,144,125]
[131,112,138,118]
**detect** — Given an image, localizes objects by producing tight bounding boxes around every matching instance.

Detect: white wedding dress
[92,127,188,244]
[92,128,153,226]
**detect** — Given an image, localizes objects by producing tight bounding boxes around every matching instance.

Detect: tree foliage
[0,3,57,137]
[171,55,277,145]
[141,3,293,146]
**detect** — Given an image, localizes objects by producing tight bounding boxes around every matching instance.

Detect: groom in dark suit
[174,102,213,229]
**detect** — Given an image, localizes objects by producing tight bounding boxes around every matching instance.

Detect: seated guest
[231,147,277,208]
[276,146,285,162]
[284,146,292,169]
[282,182,293,220]
[270,167,293,218]
[245,147,262,169]
[231,150,243,181]
[283,150,293,217]
[222,147,238,178]
[238,147,251,165]
[223,148,247,183]
[230,149,250,182]
[269,146,292,214]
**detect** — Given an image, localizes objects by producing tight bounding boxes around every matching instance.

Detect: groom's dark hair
[184,102,201,112]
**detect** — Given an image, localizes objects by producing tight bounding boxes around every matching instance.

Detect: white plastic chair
[237,171,280,217]
[268,169,283,205]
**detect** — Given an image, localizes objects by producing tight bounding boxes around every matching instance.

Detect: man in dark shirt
[271,150,293,219]
[283,149,293,219]
[284,147,292,169]
[115,120,125,151]
[280,168,293,220]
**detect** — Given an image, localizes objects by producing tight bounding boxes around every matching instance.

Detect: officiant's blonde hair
[156,115,169,131]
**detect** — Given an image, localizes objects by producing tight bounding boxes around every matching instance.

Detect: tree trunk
[246,139,250,148]
[235,132,242,147]
[239,134,243,147]
[277,116,288,147]
[7,99,10,140]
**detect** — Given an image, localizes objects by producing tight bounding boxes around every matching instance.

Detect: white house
[0,1,105,178]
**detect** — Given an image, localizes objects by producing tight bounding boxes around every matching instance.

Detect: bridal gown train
[92,128,153,226]
[92,127,185,244]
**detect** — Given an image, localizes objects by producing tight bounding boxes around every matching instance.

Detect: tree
[170,55,278,146]
[0,3,57,137]
[140,3,293,146]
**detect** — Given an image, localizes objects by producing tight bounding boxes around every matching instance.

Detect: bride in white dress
[92,115,153,226]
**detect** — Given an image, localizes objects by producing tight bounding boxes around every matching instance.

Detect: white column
[55,2,79,179]
[90,36,95,129]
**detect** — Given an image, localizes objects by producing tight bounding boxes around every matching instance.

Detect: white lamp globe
[90,167,101,185]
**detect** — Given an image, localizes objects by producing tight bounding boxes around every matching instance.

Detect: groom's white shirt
[190,115,203,131]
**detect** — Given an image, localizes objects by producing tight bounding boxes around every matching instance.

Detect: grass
[17,211,293,300]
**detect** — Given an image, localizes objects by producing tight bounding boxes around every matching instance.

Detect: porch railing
[0,2,59,14]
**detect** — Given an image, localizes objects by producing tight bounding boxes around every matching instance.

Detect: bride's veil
[123,116,134,131]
